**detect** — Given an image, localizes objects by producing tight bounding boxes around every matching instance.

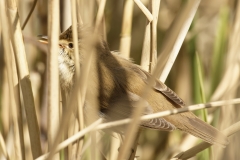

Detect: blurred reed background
[0,0,240,159]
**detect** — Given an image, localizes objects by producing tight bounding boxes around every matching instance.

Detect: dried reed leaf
[6,0,42,158]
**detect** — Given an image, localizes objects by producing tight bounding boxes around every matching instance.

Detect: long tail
[176,113,229,147]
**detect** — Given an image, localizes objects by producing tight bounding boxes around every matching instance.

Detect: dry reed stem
[0,74,11,157]
[71,0,80,77]
[6,0,42,158]
[140,22,151,71]
[135,1,153,71]
[159,0,200,82]
[211,64,239,101]
[149,0,160,73]
[35,98,240,160]
[35,119,103,160]
[94,0,107,33]
[4,41,22,160]
[69,119,80,159]
[0,1,24,159]
[6,128,15,159]
[62,0,72,30]
[119,1,200,159]
[21,0,38,30]
[70,0,83,157]
[141,0,160,72]
[174,120,240,159]
[0,132,9,159]
[47,0,60,159]
[121,0,138,158]
[128,131,140,160]
[60,89,69,159]
[117,1,156,157]
[77,0,84,23]
[134,0,153,22]
[117,87,151,159]
[80,0,95,25]
[0,70,10,139]
[91,1,107,158]
[109,133,121,160]
[119,0,134,58]
[97,98,240,130]
[211,4,240,159]
[78,132,103,158]
[46,13,102,160]
[211,1,240,102]
[129,1,161,159]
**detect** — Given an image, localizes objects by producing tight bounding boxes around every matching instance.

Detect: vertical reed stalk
[119,0,134,58]
[47,0,60,159]
[6,0,42,158]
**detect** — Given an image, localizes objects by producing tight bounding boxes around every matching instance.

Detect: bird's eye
[68,42,74,49]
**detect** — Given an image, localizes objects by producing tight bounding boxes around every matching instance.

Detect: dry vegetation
[0,0,240,160]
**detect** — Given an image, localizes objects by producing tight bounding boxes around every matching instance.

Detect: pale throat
[58,51,75,90]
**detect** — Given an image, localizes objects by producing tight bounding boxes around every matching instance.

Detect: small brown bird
[39,26,228,147]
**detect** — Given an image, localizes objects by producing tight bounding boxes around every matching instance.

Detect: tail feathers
[181,116,229,147]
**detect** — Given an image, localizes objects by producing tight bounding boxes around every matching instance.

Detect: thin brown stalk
[119,0,134,58]
[6,0,42,158]
[21,0,38,30]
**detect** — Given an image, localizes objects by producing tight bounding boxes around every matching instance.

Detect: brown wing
[131,66,185,107]
[130,65,229,147]
[141,117,176,131]
[104,91,176,131]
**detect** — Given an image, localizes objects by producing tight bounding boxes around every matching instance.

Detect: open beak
[38,35,48,44]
